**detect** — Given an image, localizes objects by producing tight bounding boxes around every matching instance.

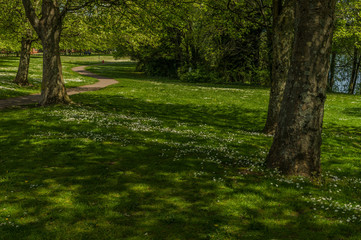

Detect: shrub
[178,67,221,83]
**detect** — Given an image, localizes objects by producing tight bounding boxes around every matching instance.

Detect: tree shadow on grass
[0,132,354,239]
[89,97,263,133]
[0,104,360,239]
[342,107,361,118]
[321,123,361,178]
[0,57,19,65]
[1,61,361,239]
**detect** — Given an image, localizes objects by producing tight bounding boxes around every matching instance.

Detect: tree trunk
[263,0,295,134]
[250,29,262,85]
[266,0,336,177]
[354,61,361,94]
[22,0,71,106]
[266,28,273,86]
[327,50,336,92]
[348,46,359,95]
[14,38,32,86]
[351,57,361,94]
[40,28,71,105]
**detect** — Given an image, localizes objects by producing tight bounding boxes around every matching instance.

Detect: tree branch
[21,0,40,31]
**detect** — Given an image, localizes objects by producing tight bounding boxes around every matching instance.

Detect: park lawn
[0,59,360,239]
[0,55,114,99]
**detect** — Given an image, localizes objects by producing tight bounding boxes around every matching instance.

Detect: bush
[137,58,179,78]
[178,67,221,83]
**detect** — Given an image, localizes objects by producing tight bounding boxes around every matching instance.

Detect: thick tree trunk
[263,0,295,134]
[40,29,71,105]
[327,51,336,92]
[348,47,359,95]
[14,38,32,86]
[266,0,336,177]
[22,0,71,106]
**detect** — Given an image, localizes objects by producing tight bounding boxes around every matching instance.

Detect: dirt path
[0,65,118,109]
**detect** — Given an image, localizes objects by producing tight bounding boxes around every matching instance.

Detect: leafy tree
[0,0,38,86]
[112,0,273,83]
[21,0,98,105]
[332,0,361,94]
[61,7,115,53]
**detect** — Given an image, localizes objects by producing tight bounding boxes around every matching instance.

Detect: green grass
[0,59,361,239]
[0,55,114,99]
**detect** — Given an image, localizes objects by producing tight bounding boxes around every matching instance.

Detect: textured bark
[266,0,337,177]
[263,0,295,134]
[22,0,71,105]
[14,38,32,86]
[327,51,336,92]
[40,28,71,105]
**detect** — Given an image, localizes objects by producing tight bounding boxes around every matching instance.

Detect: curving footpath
[0,65,118,109]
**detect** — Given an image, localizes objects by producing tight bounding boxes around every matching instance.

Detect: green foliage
[329,0,361,93]
[178,66,220,83]
[61,6,116,52]
[0,0,37,52]
[111,0,272,84]
[334,0,361,49]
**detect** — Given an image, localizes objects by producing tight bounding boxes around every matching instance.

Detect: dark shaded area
[342,107,361,118]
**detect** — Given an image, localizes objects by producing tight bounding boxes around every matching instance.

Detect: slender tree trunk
[266,0,336,177]
[327,51,336,92]
[266,28,273,86]
[348,46,359,95]
[354,61,361,94]
[251,29,262,85]
[14,38,32,86]
[263,0,295,134]
[190,42,200,69]
[351,57,361,94]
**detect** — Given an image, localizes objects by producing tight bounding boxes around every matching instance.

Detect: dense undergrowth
[0,57,360,239]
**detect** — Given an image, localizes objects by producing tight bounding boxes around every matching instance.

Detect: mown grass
[0,55,114,99]
[0,58,361,239]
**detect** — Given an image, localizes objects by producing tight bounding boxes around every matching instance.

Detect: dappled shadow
[74,94,267,133]
[321,122,361,178]
[74,62,268,133]
[342,107,361,118]
[0,102,359,239]
[0,101,269,238]
[0,114,358,239]
[0,113,355,239]
[1,61,361,239]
